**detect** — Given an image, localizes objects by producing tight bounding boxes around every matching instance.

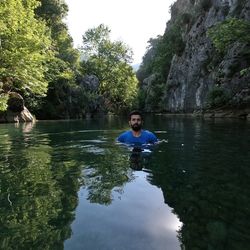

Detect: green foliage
[34,0,82,119]
[81,24,138,113]
[136,37,160,82]
[0,0,82,117]
[0,93,9,111]
[137,89,147,110]
[145,75,165,111]
[206,86,231,108]
[35,0,68,23]
[36,0,80,66]
[0,0,52,104]
[240,67,250,76]
[82,24,132,65]
[207,18,250,54]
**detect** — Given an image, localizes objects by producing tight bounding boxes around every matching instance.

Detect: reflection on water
[0,123,79,249]
[0,117,250,250]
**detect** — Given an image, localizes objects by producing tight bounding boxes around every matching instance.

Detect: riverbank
[154,107,250,119]
[1,107,250,124]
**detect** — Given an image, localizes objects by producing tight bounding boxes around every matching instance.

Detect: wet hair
[128,110,143,121]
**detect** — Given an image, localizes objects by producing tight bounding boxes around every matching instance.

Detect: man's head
[128,110,143,132]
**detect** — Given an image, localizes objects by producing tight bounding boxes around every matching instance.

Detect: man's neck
[131,129,142,137]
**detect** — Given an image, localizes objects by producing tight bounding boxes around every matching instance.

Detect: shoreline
[1,108,250,124]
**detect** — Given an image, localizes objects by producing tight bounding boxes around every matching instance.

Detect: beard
[131,123,142,131]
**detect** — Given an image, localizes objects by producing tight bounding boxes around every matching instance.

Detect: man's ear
[129,121,131,126]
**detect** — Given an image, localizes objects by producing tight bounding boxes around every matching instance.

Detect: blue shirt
[117,130,158,145]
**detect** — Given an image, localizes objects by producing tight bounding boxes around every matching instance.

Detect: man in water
[117,110,158,145]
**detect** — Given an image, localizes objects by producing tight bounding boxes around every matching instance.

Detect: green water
[0,116,249,250]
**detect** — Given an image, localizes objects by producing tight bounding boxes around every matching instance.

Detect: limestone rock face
[162,0,250,114]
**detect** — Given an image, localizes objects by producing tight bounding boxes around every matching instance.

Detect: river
[0,115,249,250]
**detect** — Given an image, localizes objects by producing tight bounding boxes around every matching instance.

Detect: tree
[0,0,52,111]
[35,0,79,66]
[34,0,81,119]
[80,24,138,112]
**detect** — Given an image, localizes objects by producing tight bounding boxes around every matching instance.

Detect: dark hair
[128,110,143,121]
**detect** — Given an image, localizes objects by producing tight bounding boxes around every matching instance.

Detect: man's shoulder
[142,130,158,141]
[120,130,131,136]
[142,130,154,136]
[117,130,131,142]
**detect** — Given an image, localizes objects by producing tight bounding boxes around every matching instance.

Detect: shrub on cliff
[138,23,185,83]
[208,18,250,54]
[206,87,231,108]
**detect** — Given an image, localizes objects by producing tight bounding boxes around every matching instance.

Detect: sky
[64,0,176,65]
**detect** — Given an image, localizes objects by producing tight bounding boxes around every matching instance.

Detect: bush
[207,18,250,54]
[144,74,165,111]
[206,87,231,108]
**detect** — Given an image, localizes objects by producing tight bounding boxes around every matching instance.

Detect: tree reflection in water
[0,123,80,250]
[80,144,134,205]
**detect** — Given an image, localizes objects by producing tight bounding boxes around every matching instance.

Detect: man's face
[129,114,143,131]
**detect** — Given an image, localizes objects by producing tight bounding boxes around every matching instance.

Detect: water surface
[0,116,249,250]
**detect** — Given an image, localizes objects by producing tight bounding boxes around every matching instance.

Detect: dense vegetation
[0,0,138,119]
[0,0,52,111]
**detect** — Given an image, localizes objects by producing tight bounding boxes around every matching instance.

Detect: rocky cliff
[140,0,250,118]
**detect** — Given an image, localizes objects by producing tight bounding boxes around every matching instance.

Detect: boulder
[0,92,34,123]
[7,92,24,112]
[0,106,34,123]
